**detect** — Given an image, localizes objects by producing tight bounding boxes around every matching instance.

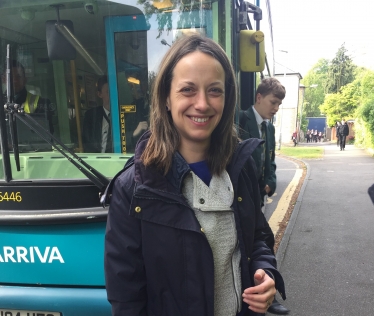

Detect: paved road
[275,144,374,316]
[264,155,297,222]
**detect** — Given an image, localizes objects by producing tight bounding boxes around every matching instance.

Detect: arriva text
[0,247,64,263]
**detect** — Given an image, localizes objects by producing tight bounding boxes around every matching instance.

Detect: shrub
[347,135,355,144]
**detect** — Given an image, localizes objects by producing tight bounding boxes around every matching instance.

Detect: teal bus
[0,0,274,315]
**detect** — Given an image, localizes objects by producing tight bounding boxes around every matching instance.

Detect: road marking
[268,169,303,235]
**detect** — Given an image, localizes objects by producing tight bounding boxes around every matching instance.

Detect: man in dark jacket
[239,78,285,205]
[82,76,112,153]
[335,122,341,147]
[239,77,289,315]
[82,75,149,153]
[338,119,349,151]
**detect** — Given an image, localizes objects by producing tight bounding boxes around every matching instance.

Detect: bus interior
[0,0,216,181]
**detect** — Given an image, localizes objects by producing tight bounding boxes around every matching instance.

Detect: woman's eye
[209,88,224,95]
[180,87,193,93]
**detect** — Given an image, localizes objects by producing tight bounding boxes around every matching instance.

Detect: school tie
[261,121,267,179]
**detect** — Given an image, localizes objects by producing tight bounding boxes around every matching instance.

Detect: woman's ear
[166,97,170,111]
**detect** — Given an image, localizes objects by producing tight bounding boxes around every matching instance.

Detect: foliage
[347,135,355,144]
[137,0,211,38]
[320,71,362,126]
[148,71,157,94]
[356,96,374,148]
[301,59,329,117]
[300,116,309,135]
[359,70,374,102]
[325,43,356,94]
[279,147,323,159]
[319,93,342,126]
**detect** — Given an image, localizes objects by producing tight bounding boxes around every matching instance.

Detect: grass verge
[278,147,323,159]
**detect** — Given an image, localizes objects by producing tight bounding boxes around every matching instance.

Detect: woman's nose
[194,91,209,111]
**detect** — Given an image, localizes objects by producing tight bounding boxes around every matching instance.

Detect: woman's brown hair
[141,33,238,175]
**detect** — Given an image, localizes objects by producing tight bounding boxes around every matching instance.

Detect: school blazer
[239,107,277,198]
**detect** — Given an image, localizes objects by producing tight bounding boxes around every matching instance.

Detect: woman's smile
[189,116,211,123]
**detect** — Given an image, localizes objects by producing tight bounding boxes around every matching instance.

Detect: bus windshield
[0,0,217,181]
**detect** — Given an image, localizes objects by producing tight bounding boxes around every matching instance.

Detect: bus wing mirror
[46,20,76,60]
[239,30,265,72]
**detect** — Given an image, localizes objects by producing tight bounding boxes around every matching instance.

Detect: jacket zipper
[231,239,242,312]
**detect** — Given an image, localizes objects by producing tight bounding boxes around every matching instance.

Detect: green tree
[354,70,374,148]
[319,93,342,126]
[326,43,356,94]
[359,69,374,101]
[320,79,360,126]
[301,59,329,117]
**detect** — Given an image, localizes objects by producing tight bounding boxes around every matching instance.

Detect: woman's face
[167,51,225,153]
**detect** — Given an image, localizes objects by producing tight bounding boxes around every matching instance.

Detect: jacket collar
[243,107,261,138]
[134,131,190,195]
[134,131,263,194]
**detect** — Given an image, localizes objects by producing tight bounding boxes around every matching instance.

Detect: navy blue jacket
[104,131,285,316]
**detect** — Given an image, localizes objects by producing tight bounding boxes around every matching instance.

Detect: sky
[269,0,374,77]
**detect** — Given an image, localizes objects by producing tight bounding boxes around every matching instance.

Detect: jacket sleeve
[243,156,286,299]
[265,124,277,196]
[105,170,148,316]
[250,228,286,300]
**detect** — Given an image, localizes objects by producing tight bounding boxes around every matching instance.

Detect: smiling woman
[167,51,225,164]
[104,33,286,316]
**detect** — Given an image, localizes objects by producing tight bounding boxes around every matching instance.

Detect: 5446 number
[0,192,22,202]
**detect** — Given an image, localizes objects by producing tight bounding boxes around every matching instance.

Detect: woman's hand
[242,269,276,314]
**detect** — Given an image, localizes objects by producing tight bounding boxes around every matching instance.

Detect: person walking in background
[239,77,289,315]
[339,119,349,151]
[318,131,323,142]
[292,131,297,146]
[336,121,341,147]
[306,129,311,143]
[306,130,313,143]
[313,129,318,142]
[104,33,285,316]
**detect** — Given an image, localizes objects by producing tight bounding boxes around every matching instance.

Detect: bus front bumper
[0,285,111,316]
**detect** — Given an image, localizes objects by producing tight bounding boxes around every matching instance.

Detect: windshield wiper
[2,44,109,192]
[4,45,21,172]
[0,48,12,181]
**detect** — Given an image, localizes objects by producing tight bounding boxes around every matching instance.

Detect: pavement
[267,142,374,315]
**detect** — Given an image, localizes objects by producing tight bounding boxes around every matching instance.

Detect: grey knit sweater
[182,171,242,316]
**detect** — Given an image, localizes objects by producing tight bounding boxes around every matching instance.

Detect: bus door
[105,15,149,154]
